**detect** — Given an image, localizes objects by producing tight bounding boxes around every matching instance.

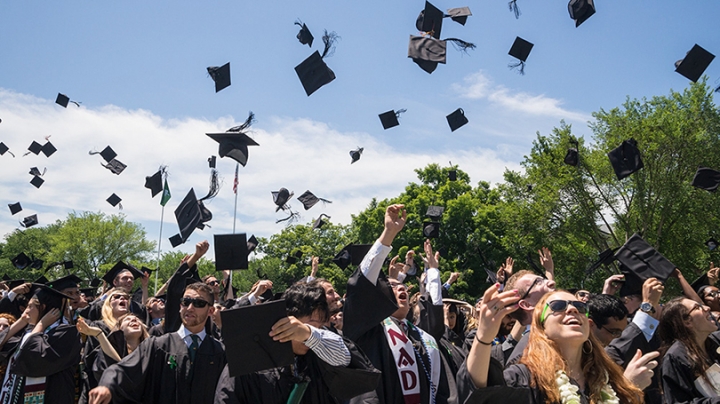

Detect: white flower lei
[555,370,620,404]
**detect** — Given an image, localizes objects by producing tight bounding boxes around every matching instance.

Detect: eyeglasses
[111,295,129,301]
[705,291,720,299]
[540,300,588,323]
[601,325,623,338]
[689,304,705,314]
[521,277,544,300]
[180,297,210,308]
[575,291,590,299]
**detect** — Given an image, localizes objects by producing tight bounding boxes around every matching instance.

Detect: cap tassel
[444,38,477,53]
[395,109,407,119]
[508,60,526,75]
[715,84,720,93]
[227,111,255,132]
[199,169,221,202]
[4,151,15,158]
[276,211,300,224]
[318,198,332,205]
[320,30,340,59]
[508,0,521,19]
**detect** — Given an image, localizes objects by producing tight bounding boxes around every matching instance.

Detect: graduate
[77,261,149,324]
[342,204,455,404]
[88,282,226,404]
[0,285,82,404]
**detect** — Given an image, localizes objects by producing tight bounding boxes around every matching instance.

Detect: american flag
[233,164,238,194]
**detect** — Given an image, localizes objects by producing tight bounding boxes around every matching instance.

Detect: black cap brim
[614,234,676,284]
[675,44,715,83]
[207,62,231,93]
[102,261,144,285]
[446,108,469,132]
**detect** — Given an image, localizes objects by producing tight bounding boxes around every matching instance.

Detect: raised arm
[360,204,406,285]
[538,247,554,281]
[77,317,122,362]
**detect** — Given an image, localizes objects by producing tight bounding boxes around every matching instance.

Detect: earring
[582,340,593,354]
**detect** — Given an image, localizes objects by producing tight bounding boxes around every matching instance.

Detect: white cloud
[0,89,521,256]
[453,71,592,123]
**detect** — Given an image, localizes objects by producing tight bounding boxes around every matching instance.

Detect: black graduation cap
[221,300,295,376]
[102,261,144,285]
[145,170,164,197]
[90,278,102,287]
[426,205,445,219]
[8,202,22,215]
[27,141,43,155]
[332,244,372,270]
[691,273,711,296]
[707,238,719,251]
[208,155,217,169]
[691,167,720,192]
[214,233,249,271]
[30,258,44,269]
[416,1,444,39]
[446,108,469,132]
[568,0,595,27]
[564,139,580,166]
[174,189,203,242]
[0,142,13,157]
[675,44,715,83]
[614,233,676,284]
[169,234,184,248]
[295,50,336,97]
[29,167,45,177]
[41,142,56,157]
[28,283,72,303]
[272,188,294,212]
[55,93,80,108]
[607,139,644,180]
[11,253,31,270]
[21,214,38,228]
[49,274,82,291]
[408,35,446,74]
[98,146,117,162]
[1,274,11,282]
[446,7,472,25]
[285,250,303,265]
[423,222,440,238]
[80,287,98,298]
[618,266,643,298]
[247,235,259,255]
[378,109,406,130]
[312,214,330,229]
[29,175,44,188]
[103,159,127,175]
[483,266,498,284]
[106,193,122,208]
[508,37,534,74]
[34,275,49,285]
[295,21,314,47]
[297,190,331,210]
[206,113,260,167]
[350,147,363,164]
[207,62,231,93]
[585,248,618,275]
[449,169,457,181]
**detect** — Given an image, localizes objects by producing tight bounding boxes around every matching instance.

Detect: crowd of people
[0,203,719,403]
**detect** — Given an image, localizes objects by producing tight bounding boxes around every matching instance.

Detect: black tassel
[199,169,221,202]
[318,198,332,205]
[508,61,526,75]
[227,111,255,132]
[276,211,300,224]
[395,109,407,118]
[445,38,477,53]
[508,0,520,19]
[320,30,340,59]
[69,100,81,107]
[5,151,15,158]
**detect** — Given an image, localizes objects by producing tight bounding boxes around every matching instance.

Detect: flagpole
[230,163,239,290]
[155,205,164,295]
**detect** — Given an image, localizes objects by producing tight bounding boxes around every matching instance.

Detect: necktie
[188,334,200,362]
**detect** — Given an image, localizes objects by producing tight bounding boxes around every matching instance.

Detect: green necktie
[189,334,200,362]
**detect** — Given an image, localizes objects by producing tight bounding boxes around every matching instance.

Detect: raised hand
[379,204,407,246]
[624,349,660,390]
[421,239,440,269]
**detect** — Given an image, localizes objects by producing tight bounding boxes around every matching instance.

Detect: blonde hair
[114,313,149,342]
[101,289,130,330]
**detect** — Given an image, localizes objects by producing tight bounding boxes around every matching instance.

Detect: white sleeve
[425,267,442,306]
[303,326,351,367]
[359,240,393,285]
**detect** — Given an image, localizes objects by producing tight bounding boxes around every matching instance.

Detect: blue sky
[0,1,718,258]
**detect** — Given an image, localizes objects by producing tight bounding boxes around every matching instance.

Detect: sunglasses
[575,291,590,298]
[540,300,588,323]
[521,277,544,300]
[207,280,220,286]
[180,297,210,308]
[111,294,129,301]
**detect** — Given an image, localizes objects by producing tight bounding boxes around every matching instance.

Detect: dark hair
[201,274,218,283]
[658,297,720,384]
[185,282,215,304]
[587,294,628,327]
[283,282,329,323]
[33,288,67,316]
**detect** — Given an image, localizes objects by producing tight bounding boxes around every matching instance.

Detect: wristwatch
[640,302,656,314]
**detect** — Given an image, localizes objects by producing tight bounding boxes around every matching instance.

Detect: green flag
[160,179,171,206]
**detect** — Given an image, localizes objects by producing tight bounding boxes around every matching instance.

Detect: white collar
[176,324,206,342]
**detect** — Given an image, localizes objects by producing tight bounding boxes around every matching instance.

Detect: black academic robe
[9,323,82,404]
[78,320,111,404]
[214,336,380,404]
[343,269,456,404]
[91,329,129,383]
[440,327,467,379]
[98,332,226,404]
[661,338,720,404]
[605,321,662,403]
[0,295,24,319]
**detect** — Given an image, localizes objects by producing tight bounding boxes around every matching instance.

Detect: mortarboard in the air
[41,142,56,158]
[247,235,259,254]
[207,63,231,93]
[585,248,618,275]
[312,214,330,229]
[706,238,719,251]
[21,214,38,228]
[27,141,43,155]
[446,7,472,25]
[508,37,534,74]
[96,146,117,162]
[80,287,98,298]
[423,222,440,238]
[214,233,249,271]
[103,159,127,175]
[426,205,445,219]
[378,109,406,130]
[297,190,332,210]
[30,175,44,188]
[106,193,122,208]
[174,188,203,242]
[483,266,498,284]
[408,35,446,74]
[614,233,676,284]
[8,202,22,215]
[691,167,720,192]
[608,139,644,180]
[221,300,295,376]
[208,155,216,169]
[102,261,144,285]
[568,0,595,27]
[49,274,82,291]
[416,1,444,39]
[169,234,184,248]
[272,188,294,211]
[30,258,44,269]
[295,21,314,47]
[145,170,164,197]
[332,244,372,270]
[55,93,75,108]
[0,142,12,156]
[446,108,469,132]
[350,147,363,164]
[11,253,31,270]
[564,139,580,166]
[675,44,715,83]
[295,51,336,97]
[285,250,303,265]
[449,170,457,181]
[206,112,259,167]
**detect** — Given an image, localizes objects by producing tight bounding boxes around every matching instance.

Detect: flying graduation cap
[24,140,56,158]
[350,147,363,164]
[247,235,259,254]
[89,146,126,175]
[0,142,14,157]
[410,2,475,74]
[30,175,44,188]
[295,20,314,47]
[206,112,259,167]
[214,233,249,271]
[207,63,231,93]
[170,188,204,245]
[295,30,339,96]
[378,109,407,130]
[448,162,457,181]
[272,188,300,224]
[568,0,595,27]
[675,44,715,83]
[11,253,32,270]
[55,93,80,108]
[692,167,720,192]
[312,213,331,229]
[564,138,580,166]
[423,222,440,238]
[446,7,472,25]
[106,193,123,209]
[144,168,165,197]
[20,214,38,228]
[296,190,332,210]
[508,37,534,74]
[8,202,22,215]
[446,108,469,132]
[607,139,644,180]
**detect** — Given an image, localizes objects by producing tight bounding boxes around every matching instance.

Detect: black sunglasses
[180,297,210,308]
[540,300,588,323]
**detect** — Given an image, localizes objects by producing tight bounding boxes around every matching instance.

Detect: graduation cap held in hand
[214,234,249,271]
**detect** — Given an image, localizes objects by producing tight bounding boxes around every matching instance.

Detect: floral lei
[555,370,620,404]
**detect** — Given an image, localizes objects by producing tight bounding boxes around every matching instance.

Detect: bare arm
[76,318,121,362]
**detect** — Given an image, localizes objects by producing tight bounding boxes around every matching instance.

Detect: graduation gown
[343,269,456,404]
[0,296,23,319]
[98,332,226,404]
[6,323,82,404]
[78,320,111,404]
[605,321,662,403]
[439,327,467,379]
[661,337,720,404]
